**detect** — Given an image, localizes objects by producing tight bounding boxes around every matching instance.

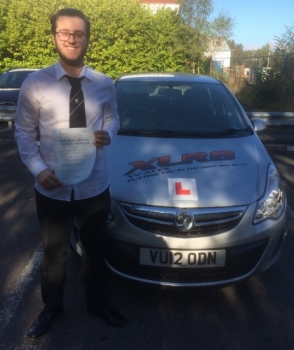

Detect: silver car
[71,73,288,287]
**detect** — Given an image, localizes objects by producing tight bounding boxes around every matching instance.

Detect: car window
[115,80,249,137]
[0,71,34,88]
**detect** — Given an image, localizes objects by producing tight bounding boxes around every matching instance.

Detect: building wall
[213,50,231,68]
[205,40,231,69]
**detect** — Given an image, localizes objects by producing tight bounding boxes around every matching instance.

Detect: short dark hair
[50,8,90,39]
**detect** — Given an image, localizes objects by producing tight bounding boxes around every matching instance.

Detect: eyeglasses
[56,31,87,43]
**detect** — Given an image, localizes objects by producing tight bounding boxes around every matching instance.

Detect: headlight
[254,163,285,224]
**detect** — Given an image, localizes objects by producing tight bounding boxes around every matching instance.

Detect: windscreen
[0,71,34,88]
[115,80,249,136]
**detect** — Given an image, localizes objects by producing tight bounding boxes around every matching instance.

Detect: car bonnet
[0,89,19,105]
[105,134,271,208]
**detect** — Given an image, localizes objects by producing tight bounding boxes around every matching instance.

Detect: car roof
[115,73,222,84]
[4,68,39,73]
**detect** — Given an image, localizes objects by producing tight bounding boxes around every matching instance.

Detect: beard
[55,44,88,68]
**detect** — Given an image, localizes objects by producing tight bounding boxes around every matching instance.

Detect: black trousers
[35,187,111,311]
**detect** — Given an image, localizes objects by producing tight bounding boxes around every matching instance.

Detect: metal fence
[210,53,294,85]
[247,112,294,126]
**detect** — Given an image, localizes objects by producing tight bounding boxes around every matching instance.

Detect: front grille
[105,238,269,284]
[120,203,247,237]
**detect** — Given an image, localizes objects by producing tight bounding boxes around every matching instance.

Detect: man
[14,8,126,338]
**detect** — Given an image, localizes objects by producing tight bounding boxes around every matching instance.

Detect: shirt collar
[54,61,91,81]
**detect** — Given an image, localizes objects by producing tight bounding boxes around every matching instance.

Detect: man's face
[52,16,88,67]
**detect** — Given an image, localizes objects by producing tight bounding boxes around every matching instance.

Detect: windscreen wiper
[118,129,180,136]
[118,127,253,137]
[207,127,253,137]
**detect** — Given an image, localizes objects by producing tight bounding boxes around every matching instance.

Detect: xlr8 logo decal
[125,150,235,176]
[168,179,198,201]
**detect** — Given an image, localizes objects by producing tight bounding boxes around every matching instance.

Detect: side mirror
[250,118,267,132]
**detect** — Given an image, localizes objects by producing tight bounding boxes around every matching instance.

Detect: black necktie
[66,75,86,128]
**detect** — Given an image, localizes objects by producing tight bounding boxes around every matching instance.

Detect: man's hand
[93,130,110,147]
[36,169,63,190]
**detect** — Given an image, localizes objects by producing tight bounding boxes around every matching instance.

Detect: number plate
[140,248,226,268]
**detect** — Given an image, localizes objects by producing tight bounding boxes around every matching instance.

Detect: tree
[242,26,294,111]
[173,0,234,73]
[272,25,294,110]
[85,0,184,77]
[0,0,10,70]
[211,10,234,40]
[274,25,294,54]
[2,0,64,68]
[0,0,184,77]
[227,40,244,62]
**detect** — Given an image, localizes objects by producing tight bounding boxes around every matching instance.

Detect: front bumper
[104,200,288,287]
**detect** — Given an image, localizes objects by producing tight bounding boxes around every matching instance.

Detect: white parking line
[0,243,43,337]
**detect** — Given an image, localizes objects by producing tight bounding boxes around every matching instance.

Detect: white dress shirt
[15,62,120,201]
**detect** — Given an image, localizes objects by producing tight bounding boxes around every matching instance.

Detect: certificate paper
[53,128,96,185]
